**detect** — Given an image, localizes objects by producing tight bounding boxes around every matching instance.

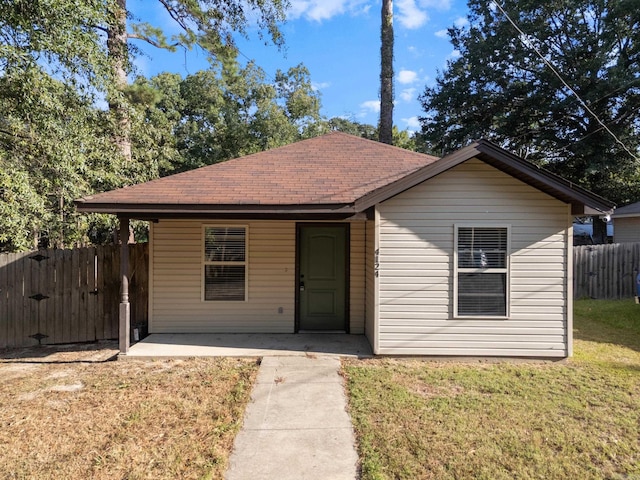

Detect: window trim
[201,224,249,302]
[453,223,510,319]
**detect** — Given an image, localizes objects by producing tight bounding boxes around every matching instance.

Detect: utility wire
[491,0,640,161]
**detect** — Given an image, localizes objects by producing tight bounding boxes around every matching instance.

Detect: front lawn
[0,344,258,480]
[344,299,640,480]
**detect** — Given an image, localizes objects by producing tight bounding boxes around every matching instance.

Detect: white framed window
[203,226,248,302]
[454,225,509,318]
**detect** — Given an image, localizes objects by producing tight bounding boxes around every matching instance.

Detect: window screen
[456,227,508,317]
[204,227,246,301]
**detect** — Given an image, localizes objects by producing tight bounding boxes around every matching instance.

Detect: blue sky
[127,0,470,132]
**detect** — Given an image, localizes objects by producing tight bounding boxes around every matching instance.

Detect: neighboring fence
[574,242,640,299]
[0,243,148,348]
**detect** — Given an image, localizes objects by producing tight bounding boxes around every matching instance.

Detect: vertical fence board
[76,247,85,342]
[51,249,62,344]
[37,251,49,344]
[21,252,34,346]
[96,246,106,340]
[28,252,40,345]
[71,248,81,343]
[129,245,137,332]
[62,249,73,343]
[16,253,25,346]
[87,246,97,341]
[0,252,8,348]
[105,245,120,340]
[79,247,88,342]
[8,253,18,347]
[623,246,630,298]
[574,247,582,298]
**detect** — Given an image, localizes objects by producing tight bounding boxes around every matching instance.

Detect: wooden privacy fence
[0,243,148,348]
[574,242,640,299]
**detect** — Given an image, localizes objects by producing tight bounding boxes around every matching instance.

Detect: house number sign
[374,249,380,278]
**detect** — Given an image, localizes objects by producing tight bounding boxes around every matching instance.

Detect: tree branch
[126,32,180,49]
[157,0,190,31]
[89,24,110,34]
[0,127,29,140]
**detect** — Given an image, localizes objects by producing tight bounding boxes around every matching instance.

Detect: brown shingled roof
[76,132,439,215]
[75,132,614,218]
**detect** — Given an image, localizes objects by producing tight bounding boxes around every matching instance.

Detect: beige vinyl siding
[364,219,376,348]
[151,220,296,333]
[349,222,366,334]
[376,158,570,357]
[150,219,367,334]
[613,217,640,244]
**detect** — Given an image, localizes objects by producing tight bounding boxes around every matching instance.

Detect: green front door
[298,225,348,331]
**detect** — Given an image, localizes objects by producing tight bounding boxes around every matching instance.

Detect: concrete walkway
[225,356,359,480]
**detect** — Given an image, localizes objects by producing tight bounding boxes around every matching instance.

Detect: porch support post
[119,216,130,354]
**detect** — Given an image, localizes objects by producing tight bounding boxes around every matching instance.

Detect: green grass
[344,299,640,480]
[574,298,640,369]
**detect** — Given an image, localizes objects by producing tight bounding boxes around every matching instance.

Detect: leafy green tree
[327,118,377,140]
[128,60,323,175]
[274,64,323,138]
[0,68,141,251]
[0,0,113,90]
[1,0,289,161]
[419,0,640,205]
[327,117,418,151]
[106,0,289,160]
[0,0,291,251]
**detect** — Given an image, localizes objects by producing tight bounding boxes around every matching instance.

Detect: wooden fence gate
[0,243,148,348]
[574,242,640,299]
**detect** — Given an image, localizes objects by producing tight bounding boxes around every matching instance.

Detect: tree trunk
[379,0,393,145]
[107,0,132,161]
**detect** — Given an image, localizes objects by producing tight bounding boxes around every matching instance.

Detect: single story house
[612,201,640,243]
[76,132,613,358]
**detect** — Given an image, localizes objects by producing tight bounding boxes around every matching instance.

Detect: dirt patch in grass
[344,300,640,480]
[0,342,258,480]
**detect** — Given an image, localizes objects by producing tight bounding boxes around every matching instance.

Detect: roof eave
[611,212,640,219]
[354,140,615,215]
[74,201,359,220]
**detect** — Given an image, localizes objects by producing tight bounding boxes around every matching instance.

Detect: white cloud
[288,0,453,29]
[396,0,429,29]
[418,0,452,9]
[360,100,380,113]
[311,81,331,91]
[288,0,370,22]
[400,88,417,102]
[448,49,461,59]
[454,16,469,28]
[402,116,421,130]
[397,69,418,84]
[435,29,448,39]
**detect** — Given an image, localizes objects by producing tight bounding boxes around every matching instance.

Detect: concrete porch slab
[122,333,373,359]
